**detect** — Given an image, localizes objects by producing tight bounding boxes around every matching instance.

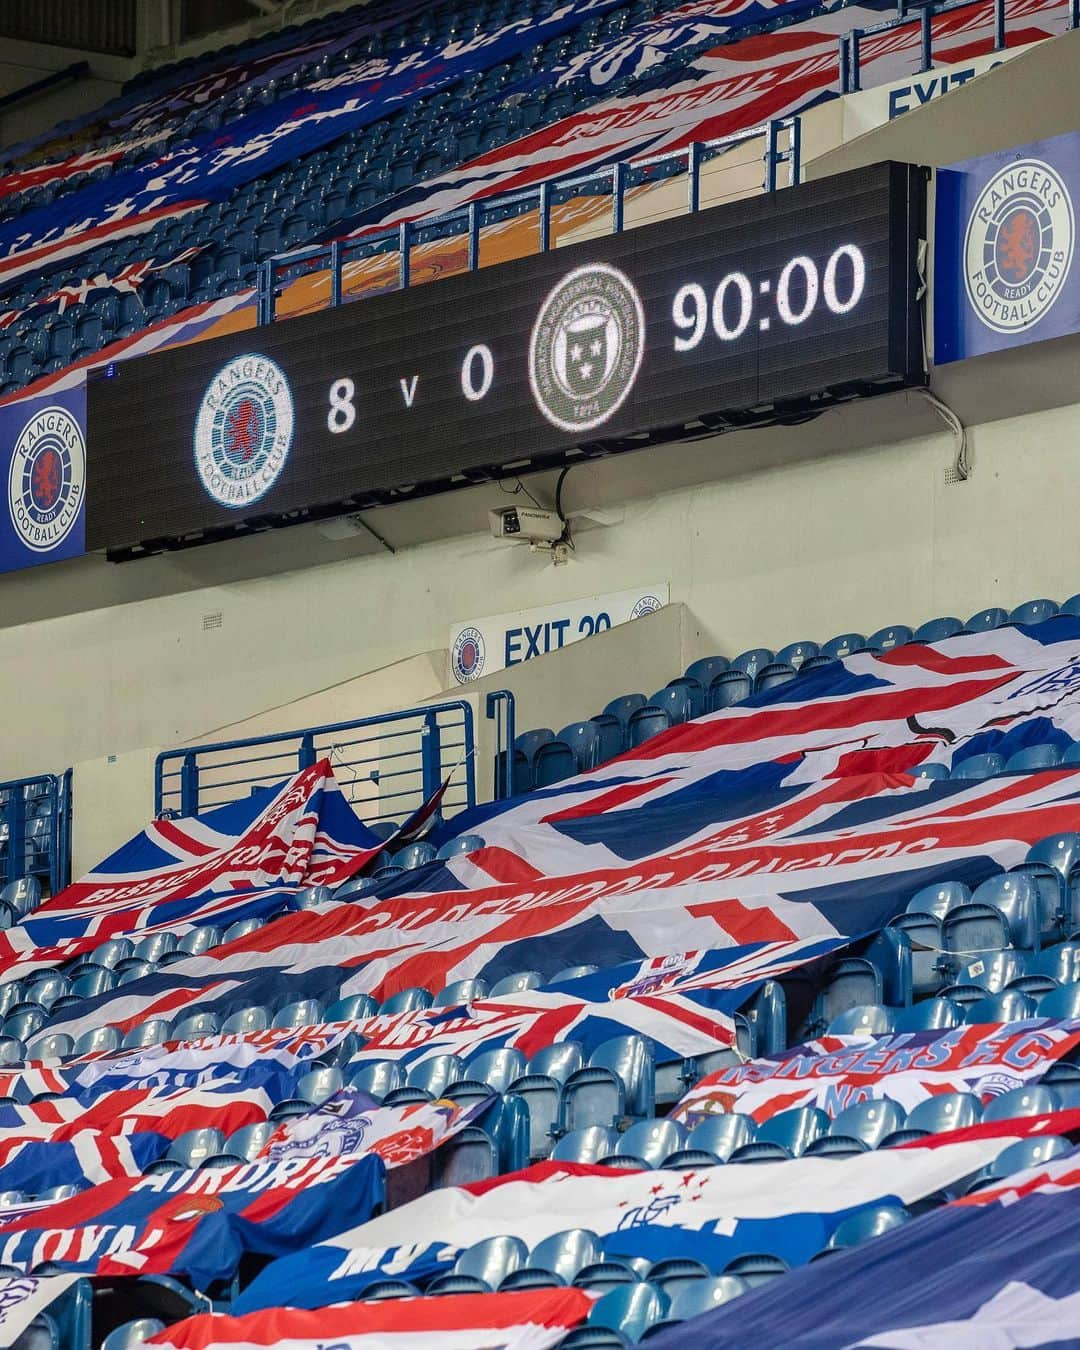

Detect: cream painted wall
[4,394,1080,794]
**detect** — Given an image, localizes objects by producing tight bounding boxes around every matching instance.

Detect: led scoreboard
[86,161,925,554]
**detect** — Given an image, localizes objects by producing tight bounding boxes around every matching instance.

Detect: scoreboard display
[86,161,925,554]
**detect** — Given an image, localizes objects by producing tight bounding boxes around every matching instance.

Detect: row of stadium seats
[509,593,1080,789]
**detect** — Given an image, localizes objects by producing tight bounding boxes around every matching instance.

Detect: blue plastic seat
[393,841,437,871]
[950,752,1004,782]
[812,959,882,1031]
[23,973,69,1010]
[132,932,178,965]
[865,625,913,654]
[26,1032,73,1061]
[889,913,945,996]
[433,1126,498,1188]
[669,1274,748,1320]
[150,1127,225,1173]
[1004,743,1063,774]
[756,1106,829,1157]
[223,1121,276,1162]
[326,993,378,1022]
[434,978,488,1008]
[686,1112,756,1161]
[709,668,753,710]
[589,715,626,764]
[663,678,706,720]
[907,881,971,919]
[969,874,1038,950]
[982,1084,1059,1122]
[645,1257,709,1304]
[775,641,819,670]
[466,1048,527,1093]
[73,1025,121,1057]
[985,1134,1072,1179]
[588,1282,668,1340]
[122,1020,171,1051]
[1013,832,1080,940]
[574,1260,641,1293]
[222,1005,270,1035]
[436,834,486,861]
[1009,598,1059,626]
[610,1118,687,1168]
[966,607,1008,632]
[728,1140,792,1164]
[177,926,222,958]
[561,1034,654,1131]
[826,1204,910,1250]
[942,904,1010,974]
[683,656,729,691]
[755,662,796,693]
[828,1098,906,1149]
[71,967,117,1001]
[88,937,134,970]
[379,986,433,1015]
[102,1320,166,1350]
[906,1092,982,1135]
[1035,982,1080,1019]
[224,917,261,943]
[821,633,865,660]
[827,1003,895,1036]
[171,1011,219,1041]
[914,617,965,642]
[398,1053,461,1102]
[489,971,542,997]
[558,722,603,772]
[503,1229,601,1290]
[534,740,578,786]
[275,998,324,1029]
[603,696,648,749]
[909,762,950,782]
[297,1065,344,1106]
[510,1042,585,1158]
[964,989,1036,1023]
[953,947,1026,994]
[551,1126,619,1165]
[289,884,332,912]
[347,1059,405,1101]
[627,705,671,749]
[1028,942,1080,984]
[430,1235,527,1294]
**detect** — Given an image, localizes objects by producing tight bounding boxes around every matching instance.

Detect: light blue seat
[535,740,578,786]
[686,1111,756,1161]
[947,948,1025,995]
[436,834,486,861]
[982,1085,1059,1123]
[1,876,41,916]
[275,999,324,1029]
[510,1041,586,1158]
[775,641,819,670]
[24,973,70,1010]
[755,662,796,693]
[88,937,134,970]
[177,926,222,958]
[347,1058,405,1101]
[670,1274,747,1318]
[120,1019,171,1052]
[826,1204,910,1250]
[941,904,1010,977]
[585,1282,667,1341]
[26,1032,73,1061]
[827,1098,906,1150]
[971,874,1039,950]
[709,668,753,710]
[1004,743,1063,774]
[326,993,378,1022]
[1028,942,1080,984]
[828,1004,895,1036]
[433,978,488,1008]
[892,998,962,1032]
[1037,982,1080,1019]
[906,1091,982,1135]
[683,657,729,692]
[950,752,1004,782]
[551,1126,619,1165]
[334,876,376,902]
[645,1257,709,1304]
[603,695,648,749]
[101,1319,166,1350]
[610,1118,687,1168]
[379,986,433,1015]
[1012,832,1080,940]
[1009,598,1059,626]
[430,1234,528,1294]
[589,715,626,765]
[756,1106,829,1157]
[362,1280,420,1300]
[0,1189,26,1207]
[1061,593,1080,618]
[132,932,178,965]
[812,959,883,1032]
[73,1026,121,1057]
[909,762,950,782]
[297,1065,344,1106]
[171,1011,219,1041]
[393,841,437,871]
[728,1140,792,1164]
[865,625,913,654]
[405,1053,463,1099]
[985,1134,1072,1180]
[914,616,965,642]
[889,913,945,996]
[627,704,672,750]
[731,648,774,682]
[489,970,542,997]
[148,1127,226,1174]
[290,885,332,912]
[561,1034,654,1131]
[223,1121,276,1162]
[71,967,116,1000]
[503,1229,602,1290]
[224,917,262,943]
[467,1048,526,1093]
[551,965,598,983]
[431,1122,499,1188]
[574,1260,641,1294]
[664,679,707,720]
[222,1006,270,1035]
[964,989,1036,1024]
[966,607,1008,632]
[116,961,154,987]
[907,881,971,919]
[821,633,865,660]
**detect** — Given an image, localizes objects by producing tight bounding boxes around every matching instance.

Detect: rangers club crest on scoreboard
[194,353,295,509]
[0,384,86,572]
[936,129,1080,362]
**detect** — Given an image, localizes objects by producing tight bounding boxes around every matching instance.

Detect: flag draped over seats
[146,1287,594,1350]
[235,1115,1080,1313]
[642,1147,1080,1349]
[672,1020,1080,1124]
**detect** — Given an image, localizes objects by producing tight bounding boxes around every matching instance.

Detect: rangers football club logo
[630,594,663,619]
[7,403,85,553]
[964,158,1074,334]
[194,353,294,508]
[529,262,645,434]
[452,626,486,683]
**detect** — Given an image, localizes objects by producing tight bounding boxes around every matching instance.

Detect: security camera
[489,505,564,546]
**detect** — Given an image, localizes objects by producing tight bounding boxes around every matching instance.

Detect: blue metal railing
[154,701,478,826]
[841,0,1078,93]
[0,773,68,894]
[257,117,801,323]
[486,690,517,803]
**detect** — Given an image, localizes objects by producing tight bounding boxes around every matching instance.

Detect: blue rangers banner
[236,1114,1078,1312]
[0,385,85,573]
[935,129,1080,364]
[0,1149,384,1287]
[646,1146,1080,1349]
[0,0,621,288]
[672,1020,1080,1124]
[148,1287,593,1350]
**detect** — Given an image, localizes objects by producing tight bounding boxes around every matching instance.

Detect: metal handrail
[0,772,66,894]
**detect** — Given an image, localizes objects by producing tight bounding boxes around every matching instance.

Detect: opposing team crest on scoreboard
[194,353,295,509]
[529,262,645,433]
[964,158,1074,333]
[7,403,85,552]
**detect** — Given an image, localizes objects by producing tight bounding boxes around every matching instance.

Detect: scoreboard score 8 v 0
[86,160,925,554]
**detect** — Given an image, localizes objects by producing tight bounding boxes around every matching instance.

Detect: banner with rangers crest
[0,385,86,573]
[935,128,1080,364]
[672,1020,1080,1125]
